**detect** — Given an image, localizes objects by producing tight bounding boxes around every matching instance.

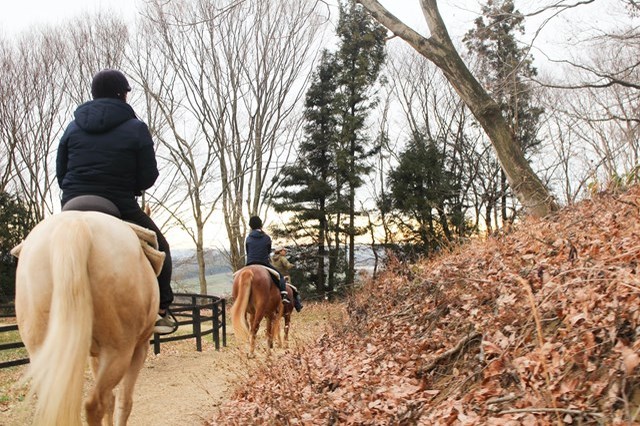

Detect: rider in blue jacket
[56,69,176,334]
[245,216,291,304]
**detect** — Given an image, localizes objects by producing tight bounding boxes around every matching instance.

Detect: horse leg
[273,306,284,349]
[283,312,291,348]
[266,315,274,350]
[88,356,115,426]
[114,341,149,426]
[249,310,265,358]
[85,350,131,426]
[245,312,256,358]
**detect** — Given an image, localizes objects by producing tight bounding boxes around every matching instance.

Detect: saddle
[234,265,281,286]
[59,195,165,276]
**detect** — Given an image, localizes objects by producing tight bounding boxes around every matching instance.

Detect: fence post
[213,300,220,351]
[192,295,202,352]
[153,333,161,354]
[221,298,227,347]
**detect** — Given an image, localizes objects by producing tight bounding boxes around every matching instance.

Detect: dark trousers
[246,261,286,292]
[121,208,174,311]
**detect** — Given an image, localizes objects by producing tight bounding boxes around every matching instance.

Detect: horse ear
[10,242,23,258]
[144,204,152,217]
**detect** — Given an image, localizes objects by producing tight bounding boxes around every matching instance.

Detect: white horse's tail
[231,269,253,342]
[28,218,94,426]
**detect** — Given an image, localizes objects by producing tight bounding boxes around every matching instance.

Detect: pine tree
[0,192,32,302]
[274,1,387,292]
[273,51,338,295]
[464,0,544,225]
[333,0,386,285]
[387,132,461,256]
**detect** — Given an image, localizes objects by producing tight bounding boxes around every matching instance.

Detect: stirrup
[154,309,179,335]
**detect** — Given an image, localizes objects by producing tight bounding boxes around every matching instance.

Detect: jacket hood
[248,229,266,239]
[74,98,136,134]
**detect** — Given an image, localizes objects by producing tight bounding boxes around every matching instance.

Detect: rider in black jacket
[56,69,176,334]
[245,216,291,304]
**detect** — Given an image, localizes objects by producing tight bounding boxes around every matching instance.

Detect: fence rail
[151,293,227,354]
[0,324,28,369]
[0,294,226,369]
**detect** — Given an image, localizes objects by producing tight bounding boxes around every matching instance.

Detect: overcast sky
[1,0,629,56]
[0,0,137,34]
[0,0,476,38]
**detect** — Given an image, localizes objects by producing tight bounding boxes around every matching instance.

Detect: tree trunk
[196,244,208,295]
[317,214,327,294]
[356,0,558,217]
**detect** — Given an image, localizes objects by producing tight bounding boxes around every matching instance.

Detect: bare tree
[0,14,133,226]
[138,0,326,283]
[355,0,558,218]
[538,16,639,198]
[0,30,67,221]
[57,13,130,107]
[0,37,18,192]
[537,90,592,205]
[535,1,639,92]
[383,43,494,234]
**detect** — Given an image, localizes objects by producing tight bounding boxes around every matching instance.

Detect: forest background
[0,0,638,301]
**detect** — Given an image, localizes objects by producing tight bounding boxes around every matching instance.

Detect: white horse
[12,211,162,425]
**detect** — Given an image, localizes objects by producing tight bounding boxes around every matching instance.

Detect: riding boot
[279,275,291,304]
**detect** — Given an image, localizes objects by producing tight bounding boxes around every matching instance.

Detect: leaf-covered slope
[212,188,640,425]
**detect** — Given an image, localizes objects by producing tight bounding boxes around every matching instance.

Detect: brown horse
[230,265,284,358]
[12,211,161,425]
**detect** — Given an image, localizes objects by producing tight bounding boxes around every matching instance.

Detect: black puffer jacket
[56,98,159,214]
[245,229,272,264]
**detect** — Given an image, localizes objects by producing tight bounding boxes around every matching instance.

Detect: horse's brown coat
[230,265,284,358]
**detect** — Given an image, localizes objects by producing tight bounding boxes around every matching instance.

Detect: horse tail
[231,269,253,342]
[29,218,94,426]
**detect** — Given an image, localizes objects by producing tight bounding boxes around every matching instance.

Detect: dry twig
[418,332,482,376]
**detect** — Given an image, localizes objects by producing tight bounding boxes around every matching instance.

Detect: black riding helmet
[91,69,131,100]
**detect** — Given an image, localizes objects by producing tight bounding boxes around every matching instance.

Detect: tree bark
[356,0,558,217]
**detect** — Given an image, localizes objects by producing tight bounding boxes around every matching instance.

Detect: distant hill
[171,248,232,281]
[171,245,383,281]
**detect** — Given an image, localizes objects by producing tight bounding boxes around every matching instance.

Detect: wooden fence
[0,294,226,369]
[151,293,227,354]
[0,323,28,369]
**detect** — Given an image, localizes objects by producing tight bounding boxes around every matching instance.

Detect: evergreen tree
[273,51,338,295]
[274,1,386,293]
[464,0,544,225]
[0,192,33,303]
[387,132,461,256]
[333,0,386,285]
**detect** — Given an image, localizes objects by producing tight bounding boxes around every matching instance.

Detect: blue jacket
[245,229,272,264]
[56,98,159,214]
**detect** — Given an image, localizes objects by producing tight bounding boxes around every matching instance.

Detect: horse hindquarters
[231,269,254,344]
[16,216,94,426]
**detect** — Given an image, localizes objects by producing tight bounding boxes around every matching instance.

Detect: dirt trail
[0,303,342,425]
[128,340,242,425]
[0,336,245,426]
